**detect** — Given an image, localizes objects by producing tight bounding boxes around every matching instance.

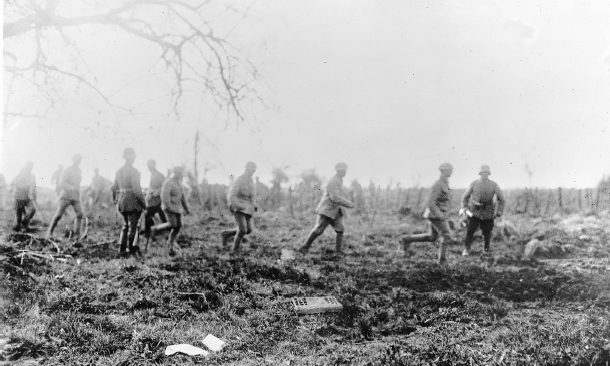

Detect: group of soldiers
[8,150,505,263]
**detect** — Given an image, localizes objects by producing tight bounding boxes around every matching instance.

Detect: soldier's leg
[463,217,480,255]
[480,219,495,252]
[14,200,25,231]
[232,212,249,252]
[330,215,345,253]
[72,200,84,237]
[166,212,181,256]
[22,200,36,229]
[127,212,141,252]
[144,206,155,239]
[157,206,167,223]
[299,215,331,254]
[119,212,129,254]
[431,220,452,264]
[47,199,71,236]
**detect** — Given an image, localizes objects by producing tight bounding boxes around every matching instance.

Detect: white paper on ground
[165,344,209,356]
[202,334,227,352]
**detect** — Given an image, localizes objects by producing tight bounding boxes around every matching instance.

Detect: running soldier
[12,161,37,232]
[47,155,84,242]
[111,148,146,256]
[460,165,505,255]
[221,162,257,253]
[399,163,455,264]
[152,166,190,256]
[298,162,354,254]
[144,159,167,251]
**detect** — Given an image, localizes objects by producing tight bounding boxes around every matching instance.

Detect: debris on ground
[523,239,541,259]
[202,334,226,352]
[164,344,209,357]
[280,249,296,262]
[291,296,343,314]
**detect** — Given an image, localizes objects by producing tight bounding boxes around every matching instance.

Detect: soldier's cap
[245,161,257,170]
[173,166,185,175]
[72,154,82,162]
[439,162,453,171]
[479,164,491,174]
[335,162,348,170]
[122,147,136,159]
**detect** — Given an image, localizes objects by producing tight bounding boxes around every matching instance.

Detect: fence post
[558,187,563,214]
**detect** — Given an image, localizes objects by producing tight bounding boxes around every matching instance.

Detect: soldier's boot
[437,238,447,264]
[298,232,320,254]
[335,233,344,253]
[232,234,244,253]
[73,217,83,240]
[23,208,36,231]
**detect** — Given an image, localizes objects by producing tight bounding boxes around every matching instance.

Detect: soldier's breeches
[464,217,494,248]
[15,200,36,227]
[145,205,166,236]
[121,211,141,247]
[311,214,344,236]
[233,212,252,236]
[49,199,82,234]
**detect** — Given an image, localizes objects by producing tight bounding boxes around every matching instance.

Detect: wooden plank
[291,296,343,314]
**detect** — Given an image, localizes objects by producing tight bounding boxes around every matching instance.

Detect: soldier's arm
[427,183,444,219]
[58,171,72,191]
[181,192,190,214]
[132,172,146,207]
[461,182,474,209]
[228,177,244,210]
[327,179,354,208]
[160,180,171,208]
[495,184,506,216]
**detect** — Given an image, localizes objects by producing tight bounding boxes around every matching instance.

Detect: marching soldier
[460,165,505,255]
[399,163,455,264]
[12,161,37,232]
[89,168,106,208]
[152,166,190,256]
[47,155,84,241]
[111,148,146,256]
[221,162,257,253]
[298,162,354,254]
[144,159,167,250]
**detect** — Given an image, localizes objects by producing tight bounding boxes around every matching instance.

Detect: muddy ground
[1,207,610,365]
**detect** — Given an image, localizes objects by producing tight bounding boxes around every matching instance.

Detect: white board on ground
[291,296,343,314]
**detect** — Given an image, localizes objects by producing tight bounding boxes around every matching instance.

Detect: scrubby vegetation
[1,206,610,365]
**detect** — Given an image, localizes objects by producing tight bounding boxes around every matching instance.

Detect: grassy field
[1,206,610,365]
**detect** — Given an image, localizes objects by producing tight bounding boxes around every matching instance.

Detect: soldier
[47,155,84,241]
[221,162,257,253]
[460,165,505,255]
[144,159,167,250]
[399,163,455,264]
[89,168,106,208]
[298,162,354,254]
[152,166,190,256]
[12,161,37,232]
[111,148,146,256]
[51,165,63,196]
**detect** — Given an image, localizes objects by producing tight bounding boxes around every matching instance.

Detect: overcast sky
[2,0,610,189]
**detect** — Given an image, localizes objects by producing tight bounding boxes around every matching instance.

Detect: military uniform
[12,168,37,231]
[90,173,106,206]
[48,164,84,237]
[400,163,455,263]
[161,175,189,228]
[222,172,256,251]
[111,164,145,253]
[462,177,505,252]
[299,163,354,254]
[144,168,167,238]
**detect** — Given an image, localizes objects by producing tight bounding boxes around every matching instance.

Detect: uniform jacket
[316,175,354,220]
[161,177,189,214]
[58,165,82,201]
[427,176,451,220]
[461,178,505,220]
[146,169,165,207]
[227,173,255,215]
[12,170,36,201]
[111,164,145,213]
[91,174,106,191]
